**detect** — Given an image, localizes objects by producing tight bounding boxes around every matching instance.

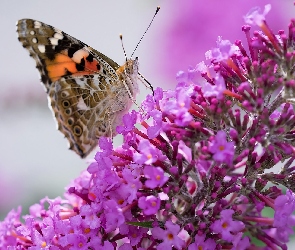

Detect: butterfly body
[17,19,139,158]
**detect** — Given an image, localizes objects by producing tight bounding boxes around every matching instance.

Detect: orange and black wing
[17,19,120,92]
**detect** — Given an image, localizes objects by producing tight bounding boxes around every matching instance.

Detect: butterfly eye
[74,125,83,136]
[125,67,131,74]
[62,100,70,108]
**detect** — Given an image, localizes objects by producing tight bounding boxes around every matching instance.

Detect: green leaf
[126,221,154,228]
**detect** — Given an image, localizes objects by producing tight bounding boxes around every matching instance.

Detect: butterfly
[17,19,139,158]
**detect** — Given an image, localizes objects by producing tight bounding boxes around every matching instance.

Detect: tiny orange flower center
[78,242,84,248]
[84,228,91,234]
[118,199,124,205]
[151,201,157,207]
[219,145,225,151]
[131,232,137,238]
[167,233,174,240]
[41,241,46,248]
[147,154,152,159]
[179,102,185,107]
[156,175,161,181]
[222,222,228,228]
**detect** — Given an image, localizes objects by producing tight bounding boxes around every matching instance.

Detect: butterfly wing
[17,19,132,158]
[49,74,131,157]
[17,19,120,92]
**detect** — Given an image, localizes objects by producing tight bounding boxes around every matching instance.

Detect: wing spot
[61,91,69,98]
[29,30,35,35]
[34,21,41,28]
[77,97,89,111]
[68,45,82,58]
[76,58,85,71]
[86,54,94,62]
[54,32,64,40]
[32,38,38,43]
[49,37,59,45]
[65,108,72,115]
[38,45,45,53]
[74,125,83,136]
[62,100,70,108]
[72,49,88,63]
[67,117,74,125]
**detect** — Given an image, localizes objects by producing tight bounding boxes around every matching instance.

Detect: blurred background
[0,0,294,245]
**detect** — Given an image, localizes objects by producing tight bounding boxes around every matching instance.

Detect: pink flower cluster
[2,4,295,250]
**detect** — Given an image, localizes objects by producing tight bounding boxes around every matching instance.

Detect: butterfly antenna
[138,72,154,95]
[131,6,160,58]
[119,34,128,62]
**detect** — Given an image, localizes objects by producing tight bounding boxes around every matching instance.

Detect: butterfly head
[116,57,139,97]
[117,57,138,75]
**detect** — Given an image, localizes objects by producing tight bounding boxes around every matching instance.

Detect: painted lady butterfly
[17,19,139,158]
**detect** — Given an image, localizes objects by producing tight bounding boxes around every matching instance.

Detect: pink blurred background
[155,0,294,85]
